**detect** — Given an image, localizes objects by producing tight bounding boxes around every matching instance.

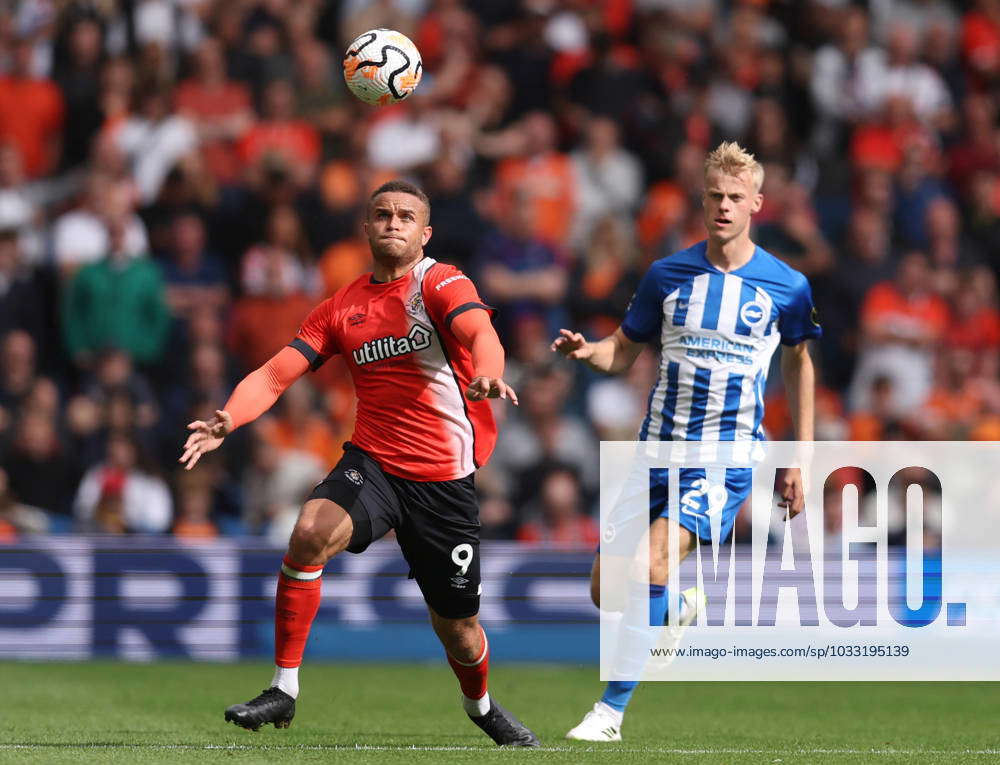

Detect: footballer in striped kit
[554,141,820,741]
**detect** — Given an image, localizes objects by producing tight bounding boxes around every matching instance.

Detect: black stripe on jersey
[288,338,327,371]
[420,280,480,471]
[445,302,495,328]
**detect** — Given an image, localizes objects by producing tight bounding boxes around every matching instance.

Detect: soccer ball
[343,28,423,106]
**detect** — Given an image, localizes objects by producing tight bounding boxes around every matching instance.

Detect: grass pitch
[1,661,997,764]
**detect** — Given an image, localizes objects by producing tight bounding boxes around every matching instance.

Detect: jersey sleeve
[423,263,494,328]
[289,297,341,370]
[778,274,823,346]
[620,265,664,343]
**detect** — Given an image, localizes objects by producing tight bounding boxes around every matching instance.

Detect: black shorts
[307,442,481,619]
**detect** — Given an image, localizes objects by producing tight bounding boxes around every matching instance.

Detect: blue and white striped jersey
[621,241,821,443]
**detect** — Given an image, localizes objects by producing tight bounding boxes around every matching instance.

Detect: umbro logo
[348,313,366,326]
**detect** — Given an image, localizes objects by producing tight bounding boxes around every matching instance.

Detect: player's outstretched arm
[450,308,518,406]
[551,327,643,375]
[179,345,311,470]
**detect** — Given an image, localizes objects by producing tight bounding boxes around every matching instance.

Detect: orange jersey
[291,258,497,481]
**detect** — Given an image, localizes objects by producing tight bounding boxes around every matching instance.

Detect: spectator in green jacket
[62,214,170,367]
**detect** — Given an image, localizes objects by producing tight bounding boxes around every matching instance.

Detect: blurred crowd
[1,0,997,546]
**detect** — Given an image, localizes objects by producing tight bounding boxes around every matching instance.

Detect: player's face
[365,192,432,264]
[702,170,762,244]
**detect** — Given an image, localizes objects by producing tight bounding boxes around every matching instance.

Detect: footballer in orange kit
[179,180,539,747]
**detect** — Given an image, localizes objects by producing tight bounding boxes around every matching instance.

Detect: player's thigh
[651,466,747,557]
[393,474,481,620]
[303,442,404,558]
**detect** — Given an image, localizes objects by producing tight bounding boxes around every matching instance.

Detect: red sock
[274,556,323,668]
[447,627,489,700]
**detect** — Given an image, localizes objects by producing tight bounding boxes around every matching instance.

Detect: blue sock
[601,584,669,712]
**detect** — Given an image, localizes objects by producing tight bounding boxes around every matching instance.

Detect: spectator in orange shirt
[172,467,220,540]
[256,378,344,467]
[318,236,369,297]
[226,247,315,373]
[921,348,988,439]
[946,266,1000,355]
[237,78,320,187]
[176,37,255,185]
[0,36,64,178]
[516,465,599,547]
[493,112,576,246]
[849,251,951,415]
[961,0,1000,86]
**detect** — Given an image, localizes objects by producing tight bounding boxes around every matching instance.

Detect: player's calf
[431,613,540,747]
[223,500,354,730]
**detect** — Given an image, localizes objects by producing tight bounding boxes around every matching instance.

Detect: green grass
[1,662,998,764]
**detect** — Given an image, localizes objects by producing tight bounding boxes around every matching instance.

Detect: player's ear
[422,225,433,246]
[751,193,763,214]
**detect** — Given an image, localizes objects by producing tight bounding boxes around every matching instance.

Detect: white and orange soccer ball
[343,28,423,106]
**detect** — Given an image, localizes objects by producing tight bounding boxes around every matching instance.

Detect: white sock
[462,691,491,717]
[271,666,299,699]
[596,700,624,727]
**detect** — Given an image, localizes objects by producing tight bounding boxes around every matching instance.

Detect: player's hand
[777,467,805,518]
[466,376,518,405]
[551,329,593,360]
[179,410,233,470]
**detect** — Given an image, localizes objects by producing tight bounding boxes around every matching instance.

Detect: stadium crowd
[0,0,995,544]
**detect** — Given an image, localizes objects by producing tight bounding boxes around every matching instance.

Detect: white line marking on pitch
[2,745,1000,755]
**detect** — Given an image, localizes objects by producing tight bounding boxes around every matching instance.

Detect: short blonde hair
[704,141,764,193]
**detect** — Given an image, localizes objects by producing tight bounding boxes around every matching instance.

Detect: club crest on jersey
[352,323,432,366]
[404,292,425,318]
[739,300,767,327]
[344,468,364,486]
[348,312,366,326]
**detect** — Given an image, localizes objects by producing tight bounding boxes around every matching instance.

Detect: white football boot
[565,701,623,742]
[648,586,706,672]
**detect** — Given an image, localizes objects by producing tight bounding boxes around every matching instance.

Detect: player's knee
[649,558,669,586]
[287,517,330,565]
